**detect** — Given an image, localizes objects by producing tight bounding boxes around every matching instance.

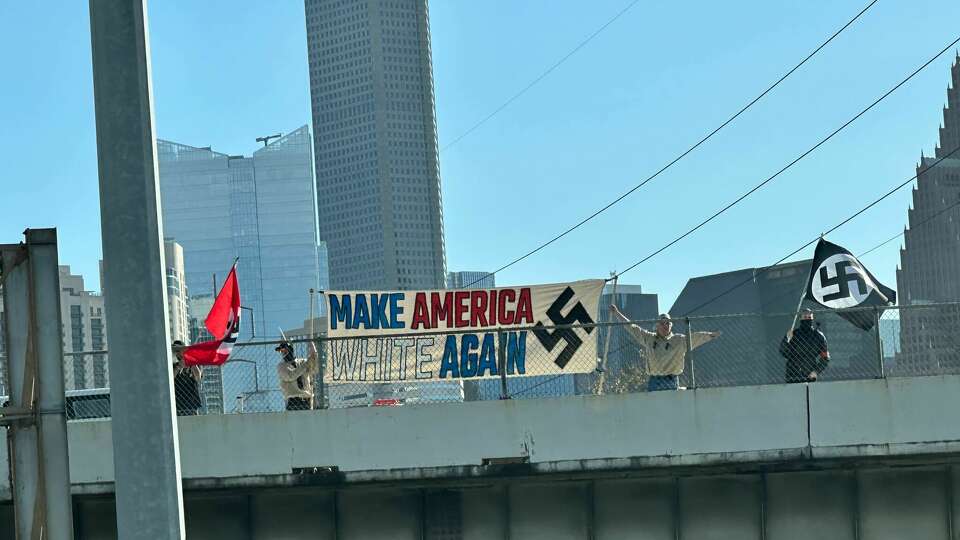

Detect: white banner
[324,280,605,383]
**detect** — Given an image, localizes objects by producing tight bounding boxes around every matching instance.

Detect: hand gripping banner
[324,280,606,383]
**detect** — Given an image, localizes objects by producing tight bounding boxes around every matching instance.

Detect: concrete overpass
[2,375,959,539]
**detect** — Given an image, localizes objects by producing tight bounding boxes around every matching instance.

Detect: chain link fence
[1,303,959,420]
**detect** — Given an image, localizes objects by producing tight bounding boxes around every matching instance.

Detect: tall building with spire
[895,55,960,373]
[304,0,447,290]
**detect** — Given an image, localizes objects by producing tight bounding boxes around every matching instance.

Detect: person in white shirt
[609,306,720,391]
[275,341,319,411]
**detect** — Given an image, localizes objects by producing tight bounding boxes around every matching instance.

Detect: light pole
[228,358,260,413]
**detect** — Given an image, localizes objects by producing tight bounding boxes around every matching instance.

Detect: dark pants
[286,397,311,411]
[647,375,679,392]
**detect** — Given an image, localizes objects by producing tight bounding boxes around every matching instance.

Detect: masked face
[277,347,294,363]
[800,318,814,329]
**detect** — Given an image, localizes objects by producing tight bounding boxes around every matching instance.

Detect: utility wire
[859,195,960,257]
[679,144,960,317]
[740,182,960,315]
[440,0,642,153]
[610,33,960,282]
[512,146,960,398]
[464,0,879,288]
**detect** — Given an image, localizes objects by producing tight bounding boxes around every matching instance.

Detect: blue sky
[2,1,959,311]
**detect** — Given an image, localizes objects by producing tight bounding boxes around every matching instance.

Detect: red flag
[205,264,240,339]
[183,264,241,366]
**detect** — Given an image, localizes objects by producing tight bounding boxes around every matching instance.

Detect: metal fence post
[498,328,510,400]
[874,307,885,379]
[685,317,696,389]
[316,336,327,409]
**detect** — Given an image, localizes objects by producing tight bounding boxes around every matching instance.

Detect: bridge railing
[1,302,958,419]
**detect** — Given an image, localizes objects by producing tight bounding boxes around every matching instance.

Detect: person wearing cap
[780,309,830,383]
[276,341,319,411]
[171,340,203,416]
[608,306,721,391]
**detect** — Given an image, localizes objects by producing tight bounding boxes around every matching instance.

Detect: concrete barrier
[4,375,960,500]
[808,375,960,458]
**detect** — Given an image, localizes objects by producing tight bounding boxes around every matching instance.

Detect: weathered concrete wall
[809,375,960,457]
[4,466,954,540]
[4,376,960,497]
[63,383,810,490]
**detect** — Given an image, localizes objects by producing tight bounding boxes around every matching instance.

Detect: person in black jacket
[172,340,203,415]
[780,309,830,383]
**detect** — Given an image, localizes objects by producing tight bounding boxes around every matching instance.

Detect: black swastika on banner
[819,260,868,303]
[532,286,595,369]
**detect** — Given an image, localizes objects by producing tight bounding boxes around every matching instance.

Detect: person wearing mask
[276,341,319,411]
[609,306,721,391]
[171,340,203,415]
[780,309,830,383]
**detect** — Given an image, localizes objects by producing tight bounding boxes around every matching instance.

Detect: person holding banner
[276,341,319,411]
[779,309,830,384]
[608,306,721,391]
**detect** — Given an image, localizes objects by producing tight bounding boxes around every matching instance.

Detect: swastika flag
[805,238,895,331]
[183,263,241,366]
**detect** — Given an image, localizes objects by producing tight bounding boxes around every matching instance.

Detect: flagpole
[787,235,823,341]
[309,288,316,340]
[597,274,618,395]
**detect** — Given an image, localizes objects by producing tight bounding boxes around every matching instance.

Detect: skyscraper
[157,126,327,338]
[164,239,189,344]
[896,56,960,373]
[305,0,447,290]
[59,266,108,390]
[446,271,494,289]
[159,127,328,413]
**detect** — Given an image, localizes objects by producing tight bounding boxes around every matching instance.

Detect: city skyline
[3,2,960,309]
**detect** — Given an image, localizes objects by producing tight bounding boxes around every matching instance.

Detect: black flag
[805,238,896,331]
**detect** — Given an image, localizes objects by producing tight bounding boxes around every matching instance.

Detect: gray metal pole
[873,307,885,379]
[88,1,186,538]
[1,243,36,539]
[28,230,75,539]
[498,329,509,400]
[2,230,75,539]
[685,317,695,389]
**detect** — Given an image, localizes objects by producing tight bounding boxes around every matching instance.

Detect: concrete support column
[2,229,75,538]
[88,1,185,538]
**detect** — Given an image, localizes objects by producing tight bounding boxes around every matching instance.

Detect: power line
[463,0,878,288]
[859,196,960,257]
[741,162,960,314]
[679,144,960,317]
[611,33,960,281]
[439,0,642,153]
[514,146,960,398]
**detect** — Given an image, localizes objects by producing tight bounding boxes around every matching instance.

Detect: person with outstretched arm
[609,306,721,391]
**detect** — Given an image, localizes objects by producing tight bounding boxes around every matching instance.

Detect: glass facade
[446,271,495,289]
[306,0,447,290]
[158,126,329,412]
